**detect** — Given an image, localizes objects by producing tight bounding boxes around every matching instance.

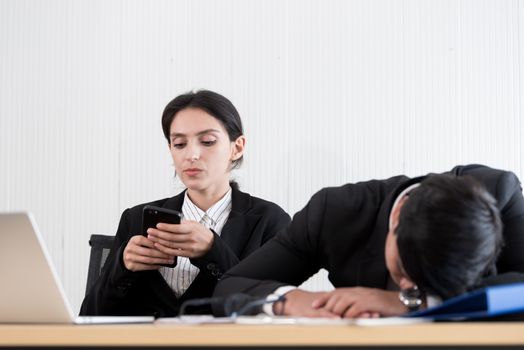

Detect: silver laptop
[0,212,154,324]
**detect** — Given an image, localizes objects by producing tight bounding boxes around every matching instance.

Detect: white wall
[1,0,523,313]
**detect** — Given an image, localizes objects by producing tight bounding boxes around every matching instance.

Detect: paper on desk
[353,316,431,326]
[155,315,429,326]
[235,315,429,326]
[155,315,233,324]
[235,315,352,325]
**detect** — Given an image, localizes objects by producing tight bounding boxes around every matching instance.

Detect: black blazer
[80,188,290,317]
[214,165,524,307]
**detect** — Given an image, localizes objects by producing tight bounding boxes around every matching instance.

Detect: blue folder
[406,282,524,321]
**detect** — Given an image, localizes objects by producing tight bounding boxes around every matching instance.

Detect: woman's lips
[184,168,202,176]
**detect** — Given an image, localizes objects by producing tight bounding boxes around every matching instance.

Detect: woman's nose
[185,143,200,162]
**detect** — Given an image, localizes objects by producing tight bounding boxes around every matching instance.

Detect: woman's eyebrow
[170,129,220,138]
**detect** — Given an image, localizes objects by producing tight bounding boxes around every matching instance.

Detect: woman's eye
[201,139,217,146]
[172,142,186,149]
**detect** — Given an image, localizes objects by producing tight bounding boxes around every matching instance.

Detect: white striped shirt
[159,189,232,298]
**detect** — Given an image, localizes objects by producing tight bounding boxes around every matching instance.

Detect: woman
[80,90,290,317]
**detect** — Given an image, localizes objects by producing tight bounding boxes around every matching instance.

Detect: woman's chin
[184,181,208,192]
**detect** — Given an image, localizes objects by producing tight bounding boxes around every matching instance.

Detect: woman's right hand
[123,235,176,271]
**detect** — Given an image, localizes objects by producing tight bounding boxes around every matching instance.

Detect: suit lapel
[161,191,186,212]
[221,212,261,258]
[219,189,261,258]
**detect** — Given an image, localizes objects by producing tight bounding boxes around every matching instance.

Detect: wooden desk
[1,323,524,349]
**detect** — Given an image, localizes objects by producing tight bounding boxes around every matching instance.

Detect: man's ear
[390,195,409,230]
[232,136,246,161]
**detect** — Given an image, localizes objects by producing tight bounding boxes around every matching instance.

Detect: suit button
[207,263,216,270]
[122,278,133,287]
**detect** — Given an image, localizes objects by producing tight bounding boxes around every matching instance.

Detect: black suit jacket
[214,165,524,310]
[80,188,290,317]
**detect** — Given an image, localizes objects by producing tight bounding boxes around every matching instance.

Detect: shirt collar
[388,182,421,231]
[182,188,233,227]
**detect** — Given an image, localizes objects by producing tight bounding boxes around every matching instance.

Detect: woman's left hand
[146,220,214,258]
[311,287,407,318]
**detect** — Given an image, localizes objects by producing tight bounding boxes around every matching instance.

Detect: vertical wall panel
[0,3,11,211]
[1,0,122,309]
[1,0,523,312]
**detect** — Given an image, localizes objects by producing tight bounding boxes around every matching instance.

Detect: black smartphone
[142,205,183,268]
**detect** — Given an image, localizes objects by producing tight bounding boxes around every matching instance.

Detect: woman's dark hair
[161,90,244,170]
[395,174,503,300]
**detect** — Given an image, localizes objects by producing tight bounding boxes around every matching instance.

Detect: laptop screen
[0,212,153,324]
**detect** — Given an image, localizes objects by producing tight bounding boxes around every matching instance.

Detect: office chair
[85,234,115,296]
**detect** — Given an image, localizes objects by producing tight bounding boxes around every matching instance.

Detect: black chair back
[85,234,115,296]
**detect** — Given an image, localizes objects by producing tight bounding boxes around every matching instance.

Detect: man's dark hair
[396,174,503,300]
[161,90,244,169]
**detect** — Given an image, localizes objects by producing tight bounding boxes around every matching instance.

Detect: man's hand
[123,235,176,271]
[311,287,407,318]
[147,220,214,258]
[275,289,339,318]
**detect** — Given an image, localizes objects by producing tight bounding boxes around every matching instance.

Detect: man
[214,164,524,318]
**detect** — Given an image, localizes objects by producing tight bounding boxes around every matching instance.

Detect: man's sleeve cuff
[262,286,297,316]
